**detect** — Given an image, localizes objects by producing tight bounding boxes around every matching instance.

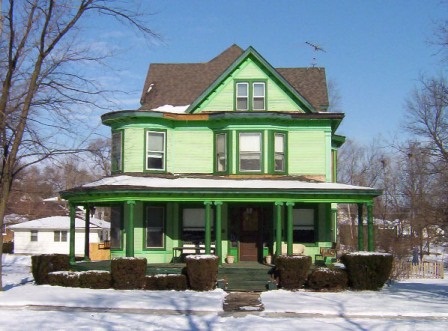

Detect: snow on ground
[1,254,448,330]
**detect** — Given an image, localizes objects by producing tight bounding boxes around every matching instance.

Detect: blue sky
[87,0,446,144]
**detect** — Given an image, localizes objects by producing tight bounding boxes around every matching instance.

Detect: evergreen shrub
[144,274,188,291]
[3,242,13,254]
[47,271,80,287]
[185,255,218,291]
[275,255,312,290]
[341,252,393,290]
[31,254,70,285]
[79,270,112,289]
[111,257,147,290]
[306,267,348,291]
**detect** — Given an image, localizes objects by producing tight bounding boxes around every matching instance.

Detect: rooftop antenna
[305,41,326,67]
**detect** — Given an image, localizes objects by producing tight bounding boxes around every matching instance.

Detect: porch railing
[393,260,445,279]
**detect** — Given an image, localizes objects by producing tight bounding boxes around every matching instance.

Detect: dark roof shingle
[140,44,328,111]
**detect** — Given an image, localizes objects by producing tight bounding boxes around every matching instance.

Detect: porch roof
[61,175,382,203]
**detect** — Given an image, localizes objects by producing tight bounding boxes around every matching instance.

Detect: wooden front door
[239,208,260,261]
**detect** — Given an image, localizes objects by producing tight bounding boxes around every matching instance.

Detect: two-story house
[61,45,381,264]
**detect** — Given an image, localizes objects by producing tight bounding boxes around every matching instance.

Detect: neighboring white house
[10,216,110,256]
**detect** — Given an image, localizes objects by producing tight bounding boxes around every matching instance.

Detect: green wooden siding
[123,128,144,172]
[196,58,304,113]
[288,131,327,177]
[168,130,214,173]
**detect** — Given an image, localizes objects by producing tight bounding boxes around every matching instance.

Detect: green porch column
[83,206,91,261]
[357,203,364,251]
[275,202,283,256]
[286,202,295,256]
[69,204,76,265]
[367,202,374,251]
[214,201,223,264]
[204,201,212,254]
[126,200,135,257]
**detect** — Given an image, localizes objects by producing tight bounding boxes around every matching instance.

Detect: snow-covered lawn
[1,254,448,330]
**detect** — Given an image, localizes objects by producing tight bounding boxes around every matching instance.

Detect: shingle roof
[140,44,329,111]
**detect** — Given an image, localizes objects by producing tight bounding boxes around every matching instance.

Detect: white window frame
[252,82,266,110]
[236,82,249,110]
[30,230,38,242]
[238,132,262,172]
[146,131,166,171]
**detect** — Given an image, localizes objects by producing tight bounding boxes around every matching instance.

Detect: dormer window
[235,81,266,111]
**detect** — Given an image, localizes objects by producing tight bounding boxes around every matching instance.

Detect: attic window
[235,81,266,111]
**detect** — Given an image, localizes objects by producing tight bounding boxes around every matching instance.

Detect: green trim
[143,203,167,251]
[332,134,346,148]
[187,46,316,114]
[236,130,264,174]
[144,129,167,173]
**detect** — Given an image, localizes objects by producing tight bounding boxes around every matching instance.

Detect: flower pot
[226,255,235,264]
[265,255,272,264]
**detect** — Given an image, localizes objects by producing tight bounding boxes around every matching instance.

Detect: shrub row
[34,254,217,291]
[273,252,393,291]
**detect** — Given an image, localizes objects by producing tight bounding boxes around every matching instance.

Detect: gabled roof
[9,216,110,230]
[140,44,329,112]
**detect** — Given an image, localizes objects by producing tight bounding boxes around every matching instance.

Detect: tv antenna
[305,41,326,67]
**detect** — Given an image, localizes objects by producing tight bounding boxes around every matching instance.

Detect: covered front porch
[61,175,382,265]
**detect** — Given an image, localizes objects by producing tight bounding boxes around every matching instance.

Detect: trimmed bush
[48,271,80,287]
[144,274,188,291]
[307,267,348,291]
[111,257,147,290]
[275,255,312,290]
[341,252,393,290]
[185,255,218,291]
[3,242,13,254]
[32,254,70,285]
[79,271,112,289]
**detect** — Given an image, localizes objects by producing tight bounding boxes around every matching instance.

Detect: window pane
[147,132,164,151]
[275,134,284,152]
[111,132,122,171]
[31,230,38,242]
[239,133,261,152]
[237,98,248,110]
[237,83,248,97]
[146,206,164,248]
[253,98,265,110]
[275,154,285,171]
[54,231,60,242]
[216,134,227,172]
[240,154,261,171]
[61,231,67,242]
[147,153,164,169]
[253,83,265,97]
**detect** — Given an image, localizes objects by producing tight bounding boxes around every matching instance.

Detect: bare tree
[87,137,111,176]
[0,0,157,289]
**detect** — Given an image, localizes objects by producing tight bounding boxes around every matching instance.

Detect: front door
[239,207,260,261]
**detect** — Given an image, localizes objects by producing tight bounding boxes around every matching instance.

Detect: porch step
[218,263,274,292]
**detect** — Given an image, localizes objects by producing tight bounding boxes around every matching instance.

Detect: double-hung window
[54,231,67,242]
[30,230,38,242]
[235,81,266,111]
[274,132,286,172]
[111,131,123,172]
[293,208,315,243]
[146,130,166,171]
[145,206,165,248]
[252,82,266,110]
[239,132,262,172]
[215,133,227,172]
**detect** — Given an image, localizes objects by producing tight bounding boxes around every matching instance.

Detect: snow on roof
[152,105,189,113]
[9,216,109,230]
[83,175,377,192]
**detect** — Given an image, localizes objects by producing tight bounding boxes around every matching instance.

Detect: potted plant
[225,255,235,264]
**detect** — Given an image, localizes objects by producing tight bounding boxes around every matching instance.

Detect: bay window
[239,132,262,172]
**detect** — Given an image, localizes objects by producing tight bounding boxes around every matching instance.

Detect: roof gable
[188,47,316,114]
[139,45,329,113]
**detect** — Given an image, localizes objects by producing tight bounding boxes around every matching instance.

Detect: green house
[61,45,381,264]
